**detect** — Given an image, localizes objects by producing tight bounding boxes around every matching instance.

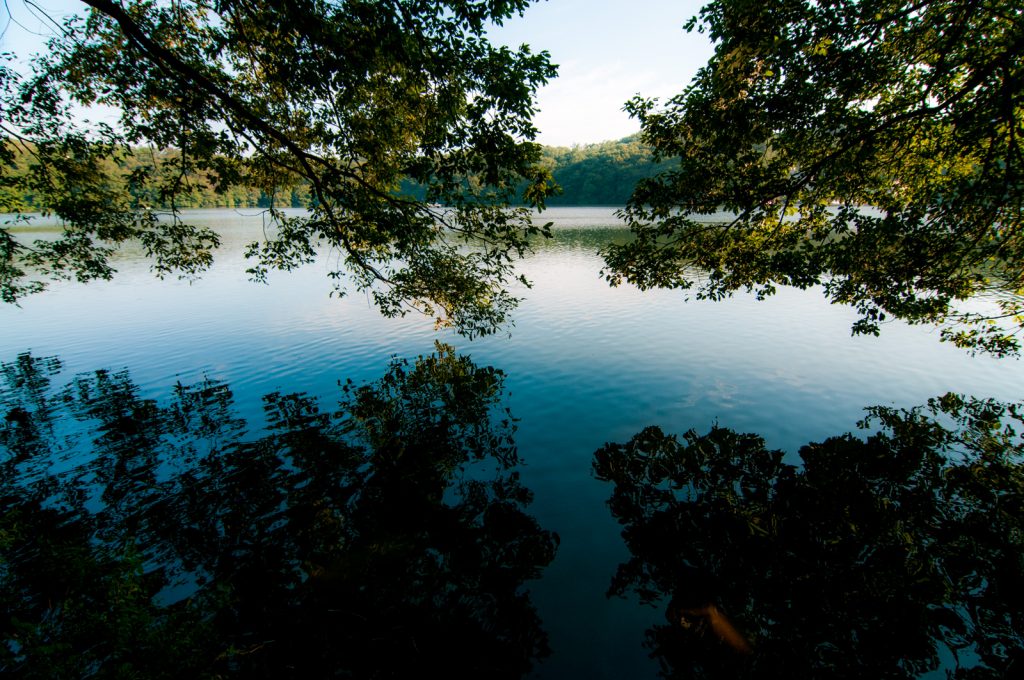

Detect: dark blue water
[3,207,1021,678]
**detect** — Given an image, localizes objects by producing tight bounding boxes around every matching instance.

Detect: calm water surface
[2,207,1021,677]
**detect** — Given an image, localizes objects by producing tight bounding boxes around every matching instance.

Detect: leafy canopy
[605,0,1024,355]
[0,0,556,336]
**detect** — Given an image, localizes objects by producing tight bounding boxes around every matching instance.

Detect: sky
[488,0,714,146]
[0,0,716,148]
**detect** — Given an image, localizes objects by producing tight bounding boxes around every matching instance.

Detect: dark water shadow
[1,346,558,679]
[594,395,1024,678]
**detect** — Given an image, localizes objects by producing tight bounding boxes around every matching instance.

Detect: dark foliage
[0,346,558,678]
[594,394,1024,677]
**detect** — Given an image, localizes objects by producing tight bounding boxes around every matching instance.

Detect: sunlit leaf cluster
[1,0,557,335]
[607,0,1024,354]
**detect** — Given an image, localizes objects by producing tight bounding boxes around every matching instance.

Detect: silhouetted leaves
[0,346,557,678]
[595,396,1024,678]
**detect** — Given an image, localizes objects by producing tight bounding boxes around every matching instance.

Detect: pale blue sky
[489,0,713,146]
[1,0,715,147]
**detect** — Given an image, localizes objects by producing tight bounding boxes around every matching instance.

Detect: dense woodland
[539,138,671,205]
[1,144,308,211]
[1,136,665,211]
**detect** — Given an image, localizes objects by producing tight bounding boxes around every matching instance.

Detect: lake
[2,207,1022,677]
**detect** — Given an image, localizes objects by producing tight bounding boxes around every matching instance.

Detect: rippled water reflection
[2,208,1023,678]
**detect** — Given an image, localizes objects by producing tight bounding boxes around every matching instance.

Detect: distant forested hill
[538,135,670,206]
[0,143,309,212]
[3,136,664,211]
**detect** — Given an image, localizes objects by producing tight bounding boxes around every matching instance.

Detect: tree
[0,0,556,337]
[605,0,1024,355]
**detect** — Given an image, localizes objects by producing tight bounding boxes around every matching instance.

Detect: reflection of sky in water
[2,207,1023,679]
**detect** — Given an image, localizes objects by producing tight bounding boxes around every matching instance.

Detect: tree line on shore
[1,136,666,212]
[3,0,1020,350]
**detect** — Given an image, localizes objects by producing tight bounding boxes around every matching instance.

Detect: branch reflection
[594,395,1024,678]
[1,346,557,678]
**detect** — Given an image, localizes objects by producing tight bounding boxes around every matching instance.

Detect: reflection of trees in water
[594,395,1024,678]
[0,346,558,679]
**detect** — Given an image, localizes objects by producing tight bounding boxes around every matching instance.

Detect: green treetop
[1,0,556,337]
[605,0,1024,355]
